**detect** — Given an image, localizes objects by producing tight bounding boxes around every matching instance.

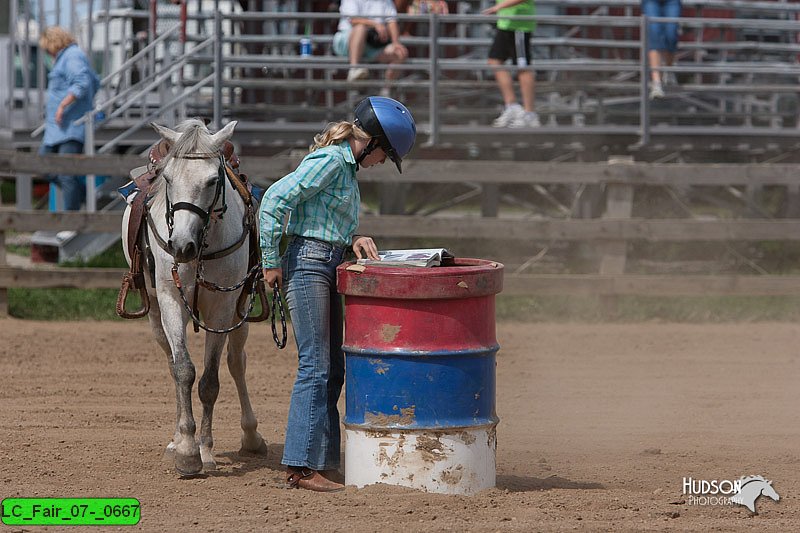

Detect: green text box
[2,498,140,526]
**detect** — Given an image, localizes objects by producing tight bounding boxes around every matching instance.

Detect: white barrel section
[345,427,497,495]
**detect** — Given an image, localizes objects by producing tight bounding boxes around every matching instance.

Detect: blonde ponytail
[310,121,371,152]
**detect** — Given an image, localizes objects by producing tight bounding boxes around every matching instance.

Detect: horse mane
[149,119,218,214]
[739,475,768,485]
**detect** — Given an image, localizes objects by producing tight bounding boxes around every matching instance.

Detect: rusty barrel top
[336,258,504,300]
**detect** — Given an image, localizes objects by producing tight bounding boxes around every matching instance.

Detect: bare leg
[518,70,536,113]
[227,323,267,455]
[490,59,517,105]
[377,44,405,85]
[648,49,662,84]
[348,24,367,66]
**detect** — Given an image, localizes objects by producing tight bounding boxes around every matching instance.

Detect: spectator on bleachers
[333,0,409,96]
[401,0,449,43]
[642,0,682,99]
[38,26,101,211]
[407,0,448,16]
[482,0,540,128]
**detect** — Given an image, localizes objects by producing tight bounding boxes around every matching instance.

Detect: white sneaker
[509,111,541,128]
[662,71,678,87]
[649,82,665,99]
[492,104,524,127]
[347,67,369,82]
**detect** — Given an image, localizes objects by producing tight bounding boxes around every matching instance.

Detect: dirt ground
[1,318,798,532]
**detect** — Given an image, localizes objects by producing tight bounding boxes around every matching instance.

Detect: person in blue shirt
[259,96,416,492]
[38,26,100,210]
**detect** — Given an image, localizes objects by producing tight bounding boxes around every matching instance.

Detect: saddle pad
[117,180,139,205]
[117,166,150,205]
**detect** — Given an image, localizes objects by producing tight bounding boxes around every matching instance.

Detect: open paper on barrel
[356,248,454,268]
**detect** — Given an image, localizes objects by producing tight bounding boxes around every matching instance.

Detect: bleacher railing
[176,7,800,145]
[7,1,800,153]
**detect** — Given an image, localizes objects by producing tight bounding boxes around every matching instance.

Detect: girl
[258,96,416,492]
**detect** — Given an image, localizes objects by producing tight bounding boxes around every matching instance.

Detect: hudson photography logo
[682,475,780,513]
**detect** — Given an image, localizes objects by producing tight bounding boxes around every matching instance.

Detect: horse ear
[151,122,181,145]
[210,120,237,150]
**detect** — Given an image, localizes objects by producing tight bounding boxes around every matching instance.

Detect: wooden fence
[4,150,800,316]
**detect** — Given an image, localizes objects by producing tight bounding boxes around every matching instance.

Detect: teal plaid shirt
[258,142,361,268]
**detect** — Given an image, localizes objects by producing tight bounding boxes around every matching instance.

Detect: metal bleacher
[5,0,800,162]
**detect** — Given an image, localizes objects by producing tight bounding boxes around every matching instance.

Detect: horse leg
[144,297,184,455]
[197,332,226,470]
[159,296,202,476]
[227,323,267,455]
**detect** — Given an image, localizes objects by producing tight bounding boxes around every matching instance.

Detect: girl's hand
[352,236,379,260]
[263,267,282,289]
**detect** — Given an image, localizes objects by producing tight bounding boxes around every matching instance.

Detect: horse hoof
[174,453,203,476]
[176,470,205,479]
[240,437,268,456]
[202,461,217,471]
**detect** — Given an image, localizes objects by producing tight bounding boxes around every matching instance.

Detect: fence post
[0,228,7,317]
[85,113,97,212]
[427,11,439,146]
[482,148,511,217]
[15,175,32,210]
[213,6,222,131]
[599,156,634,274]
[599,156,635,314]
[639,14,650,146]
[0,33,10,132]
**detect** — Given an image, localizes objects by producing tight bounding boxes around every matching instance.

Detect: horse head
[760,479,780,502]
[151,119,238,263]
[732,475,780,513]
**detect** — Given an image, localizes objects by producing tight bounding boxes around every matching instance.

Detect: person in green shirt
[259,96,416,492]
[482,0,540,128]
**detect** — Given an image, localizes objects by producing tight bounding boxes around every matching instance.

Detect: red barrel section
[338,258,504,354]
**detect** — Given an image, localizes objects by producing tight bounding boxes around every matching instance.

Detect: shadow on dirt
[203,442,285,478]
[497,474,604,493]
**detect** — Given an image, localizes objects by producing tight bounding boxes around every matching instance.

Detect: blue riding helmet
[353,96,416,173]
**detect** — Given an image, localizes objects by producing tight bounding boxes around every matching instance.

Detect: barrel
[336,258,503,495]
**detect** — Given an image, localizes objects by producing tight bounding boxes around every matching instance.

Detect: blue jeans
[281,236,346,470]
[642,0,681,52]
[39,140,85,211]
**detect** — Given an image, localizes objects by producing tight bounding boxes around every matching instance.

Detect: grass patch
[1,181,15,204]
[8,241,131,320]
[9,288,124,320]
[6,244,31,256]
[11,290,800,322]
[10,238,800,323]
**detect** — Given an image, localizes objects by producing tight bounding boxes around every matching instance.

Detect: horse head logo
[729,475,780,514]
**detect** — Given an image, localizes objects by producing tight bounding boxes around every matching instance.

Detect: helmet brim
[386,147,403,173]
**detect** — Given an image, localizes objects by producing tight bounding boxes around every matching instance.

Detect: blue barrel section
[345,349,498,430]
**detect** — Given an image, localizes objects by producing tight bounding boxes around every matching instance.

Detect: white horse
[121,119,267,475]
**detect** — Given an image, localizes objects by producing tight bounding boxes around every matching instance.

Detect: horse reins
[271,283,287,349]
